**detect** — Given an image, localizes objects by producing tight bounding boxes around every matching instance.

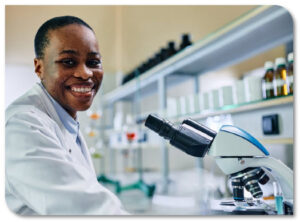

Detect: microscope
[145,114,293,215]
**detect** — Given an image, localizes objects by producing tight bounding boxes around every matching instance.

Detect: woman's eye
[87,60,101,68]
[59,59,77,67]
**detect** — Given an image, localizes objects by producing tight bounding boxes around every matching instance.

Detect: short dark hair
[34,16,94,59]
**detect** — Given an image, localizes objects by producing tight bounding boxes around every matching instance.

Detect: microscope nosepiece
[256,168,270,185]
[231,168,266,199]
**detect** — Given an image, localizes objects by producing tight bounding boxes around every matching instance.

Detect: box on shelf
[219,85,234,107]
[233,80,247,104]
[244,76,263,102]
[187,94,200,114]
[211,89,221,110]
[167,98,177,117]
[201,92,211,111]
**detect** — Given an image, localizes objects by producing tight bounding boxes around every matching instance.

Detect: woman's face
[34,24,103,119]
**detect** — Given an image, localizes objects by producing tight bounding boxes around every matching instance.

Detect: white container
[197,92,203,113]
[211,89,220,110]
[220,85,234,107]
[167,97,178,117]
[176,96,188,116]
[244,76,263,102]
[233,80,246,104]
[175,97,182,116]
[202,92,211,110]
[187,94,200,114]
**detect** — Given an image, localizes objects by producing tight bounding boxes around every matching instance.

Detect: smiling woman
[5,16,128,215]
[34,23,103,119]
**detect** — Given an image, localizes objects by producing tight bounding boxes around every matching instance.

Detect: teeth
[71,87,92,93]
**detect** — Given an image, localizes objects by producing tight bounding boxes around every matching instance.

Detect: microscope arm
[215,156,293,201]
[210,126,293,201]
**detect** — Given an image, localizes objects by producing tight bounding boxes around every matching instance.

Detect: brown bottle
[274,57,288,97]
[287,52,294,94]
[262,61,275,99]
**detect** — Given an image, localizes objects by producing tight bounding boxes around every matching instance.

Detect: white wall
[5,64,39,108]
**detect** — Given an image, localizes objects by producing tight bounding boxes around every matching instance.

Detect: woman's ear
[34,58,44,81]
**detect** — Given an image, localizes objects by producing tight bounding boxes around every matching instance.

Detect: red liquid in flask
[126,132,136,142]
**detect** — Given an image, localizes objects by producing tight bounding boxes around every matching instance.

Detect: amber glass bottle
[287,52,294,94]
[274,57,288,97]
[262,61,275,99]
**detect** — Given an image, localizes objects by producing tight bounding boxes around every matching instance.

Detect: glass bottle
[262,61,275,99]
[287,52,294,95]
[179,33,192,51]
[274,57,288,97]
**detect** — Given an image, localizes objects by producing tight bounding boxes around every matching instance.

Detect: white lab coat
[5,83,128,215]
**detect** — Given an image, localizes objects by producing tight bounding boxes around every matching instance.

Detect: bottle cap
[168,41,175,48]
[264,61,274,70]
[180,33,192,49]
[275,57,286,67]
[288,52,294,62]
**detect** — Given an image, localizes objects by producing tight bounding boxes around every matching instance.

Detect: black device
[145,114,216,157]
[262,114,280,135]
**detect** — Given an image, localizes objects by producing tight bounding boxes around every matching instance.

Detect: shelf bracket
[158,76,170,193]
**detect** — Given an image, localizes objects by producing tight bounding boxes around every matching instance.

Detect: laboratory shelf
[260,138,293,145]
[171,95,293,123]
[105,96,293,148]
[102,5,293,106]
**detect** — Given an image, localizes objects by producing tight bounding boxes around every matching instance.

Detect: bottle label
[264,82,274,90]
[274,79,286,87]
[287,75,294,84]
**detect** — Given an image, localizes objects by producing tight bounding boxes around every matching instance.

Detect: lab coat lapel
[78,131,97,175]
[63,130,94,172]
[36,83,95,173]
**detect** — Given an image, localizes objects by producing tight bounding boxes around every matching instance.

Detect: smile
[67,84,96,99]
[71,87,92,93]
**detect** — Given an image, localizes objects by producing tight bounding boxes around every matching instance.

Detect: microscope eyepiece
[144,114,163,133]
[145,114,216,157]
[145,114,177,141]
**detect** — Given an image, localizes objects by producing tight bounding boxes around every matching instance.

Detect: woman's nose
[74,64,93,79]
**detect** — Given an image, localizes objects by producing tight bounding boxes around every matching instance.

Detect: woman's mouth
[71,86,93,93]
[67,84,96,98]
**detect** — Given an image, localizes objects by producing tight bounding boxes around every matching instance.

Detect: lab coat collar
[35,82,96,175]
[39,83,81,145]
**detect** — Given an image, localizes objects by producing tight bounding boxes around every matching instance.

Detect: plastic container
[273,182,284,215]
[244,76,263,102]
[233,80,246,104]
[220,85,234,107]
